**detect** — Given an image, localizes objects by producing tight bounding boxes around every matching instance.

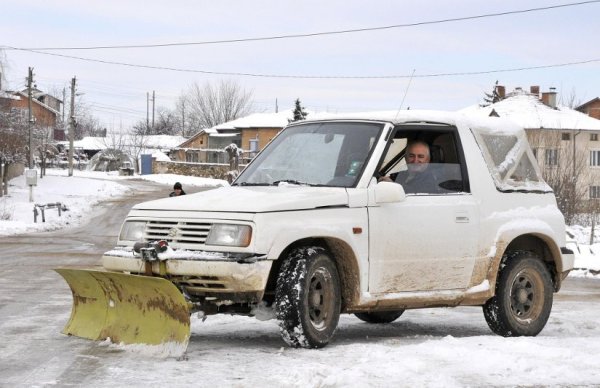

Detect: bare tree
[133,107,178,136]
[0,126,27,196]
[528,129,589,224]
[33,125,57,178]
[183,80,253,130]
[559,87,583,110]
[128,130,150,172]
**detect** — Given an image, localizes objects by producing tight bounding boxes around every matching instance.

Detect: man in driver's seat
[380,140,438,194]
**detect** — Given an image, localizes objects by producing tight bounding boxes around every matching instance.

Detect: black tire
[354,310,405,324]
[483,251,553,337]
[275,246,341,348]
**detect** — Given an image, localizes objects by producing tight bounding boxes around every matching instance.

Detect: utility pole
[146,92,150,131]
[68,76,76,177]
[152,90,155,130]
[27,67,34,169]
[62,87,66,129]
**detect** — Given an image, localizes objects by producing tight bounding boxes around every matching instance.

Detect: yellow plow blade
[55,268,190,355]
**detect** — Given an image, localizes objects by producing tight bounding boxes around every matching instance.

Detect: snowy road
[1,179,600,387]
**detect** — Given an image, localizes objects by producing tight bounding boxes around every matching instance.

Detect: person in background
[169,182,186,197]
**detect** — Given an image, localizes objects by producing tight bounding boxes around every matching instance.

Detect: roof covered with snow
[60,135,187,151]
[143,135,187,148]
[209,110,295,133]
[460,91,600,131]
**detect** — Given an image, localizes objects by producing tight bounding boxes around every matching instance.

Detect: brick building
[577,97,600,120]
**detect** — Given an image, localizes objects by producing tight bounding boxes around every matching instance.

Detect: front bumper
[102,249,272,304]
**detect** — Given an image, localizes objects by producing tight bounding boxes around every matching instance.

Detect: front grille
[144,221,212,244]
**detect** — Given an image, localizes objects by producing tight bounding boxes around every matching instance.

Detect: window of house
[545,149,559,166]
[590,186,600,199]
[562,133,571,141]
[591,134,598,141]
[249,139,259,157]
[186,151,199,163]
[590,150,600,167]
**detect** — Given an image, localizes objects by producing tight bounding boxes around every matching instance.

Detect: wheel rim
[510,268,543,320]
[307,267,335,330]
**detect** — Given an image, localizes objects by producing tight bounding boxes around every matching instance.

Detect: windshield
[234,122,383,187]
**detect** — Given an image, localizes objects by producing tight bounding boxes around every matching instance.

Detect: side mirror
[375,181,406,203]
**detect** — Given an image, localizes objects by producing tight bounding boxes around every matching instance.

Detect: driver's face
[406,143,430,173]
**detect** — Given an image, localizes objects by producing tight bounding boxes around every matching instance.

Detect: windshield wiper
[234,182,271,186]
[272,180,309,186]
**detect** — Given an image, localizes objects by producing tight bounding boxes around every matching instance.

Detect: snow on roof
[72,137,107,150]
[150,150,171,162]
[460,91,600,131]
[143,135,187,148]
[0,90,19,100]
[209,110,295,132]
[59,135,186,151]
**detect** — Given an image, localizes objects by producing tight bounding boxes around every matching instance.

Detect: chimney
[542,87,557,109]
[530,85,540,97]
[495,85,505,99]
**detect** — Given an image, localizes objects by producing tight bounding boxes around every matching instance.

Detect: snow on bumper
[102,249,272,298]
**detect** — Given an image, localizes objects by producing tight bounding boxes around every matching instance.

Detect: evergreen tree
[482,80,503,107]
[290,98,308,122]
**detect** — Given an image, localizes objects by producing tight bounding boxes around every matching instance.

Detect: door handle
[455,211,469,223]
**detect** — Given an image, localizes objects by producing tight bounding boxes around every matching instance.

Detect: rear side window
[472,126,551,192]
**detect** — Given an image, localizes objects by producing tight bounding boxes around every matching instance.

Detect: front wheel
[275,246,341,348]
[483,251,553,337]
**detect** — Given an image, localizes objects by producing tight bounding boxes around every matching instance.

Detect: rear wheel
[483,251,553,337]
[354,310,405,324]
[275,246,341,348]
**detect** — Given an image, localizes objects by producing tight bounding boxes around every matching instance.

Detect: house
[461,85,600,207]
[173,110,295,164]
[577,97,600,120]
[0,88,64,140]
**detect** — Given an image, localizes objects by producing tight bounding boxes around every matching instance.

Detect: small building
[0,88,64,140]
[173,110,296,164]
[577,97,600,120]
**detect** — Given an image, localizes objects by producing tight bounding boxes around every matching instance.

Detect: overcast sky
[1,0,599,131]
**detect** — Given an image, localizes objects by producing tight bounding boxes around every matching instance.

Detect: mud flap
[55,268,190,356]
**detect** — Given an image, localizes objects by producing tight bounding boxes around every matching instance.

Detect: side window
[380,128,469,195]
[471,125,551,192]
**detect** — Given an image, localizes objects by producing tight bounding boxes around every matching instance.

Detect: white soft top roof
[307,109,522,133]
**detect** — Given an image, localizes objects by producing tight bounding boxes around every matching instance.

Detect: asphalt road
[0,178,599,386]
[0,178,171,386]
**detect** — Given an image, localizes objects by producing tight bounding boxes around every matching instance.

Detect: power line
[5,46,600,79]
[2,1,598,51]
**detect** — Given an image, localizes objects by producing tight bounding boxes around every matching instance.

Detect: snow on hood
[132,186,349,213]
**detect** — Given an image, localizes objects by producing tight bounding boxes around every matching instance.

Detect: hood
[133,186,349,213]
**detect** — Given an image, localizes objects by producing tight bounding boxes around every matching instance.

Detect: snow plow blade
[55,268,190,356]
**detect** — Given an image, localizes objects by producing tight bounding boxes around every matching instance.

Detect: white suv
[104,110,574,348]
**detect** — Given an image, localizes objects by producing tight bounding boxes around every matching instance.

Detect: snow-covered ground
[2,168,600,387]
[1,168,598,277]
[0,168,228,236]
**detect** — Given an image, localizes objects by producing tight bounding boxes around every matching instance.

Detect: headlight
[119,221,147,241]
[206,224,252,247]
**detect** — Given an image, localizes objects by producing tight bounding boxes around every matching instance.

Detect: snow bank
[0,171,129,236]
